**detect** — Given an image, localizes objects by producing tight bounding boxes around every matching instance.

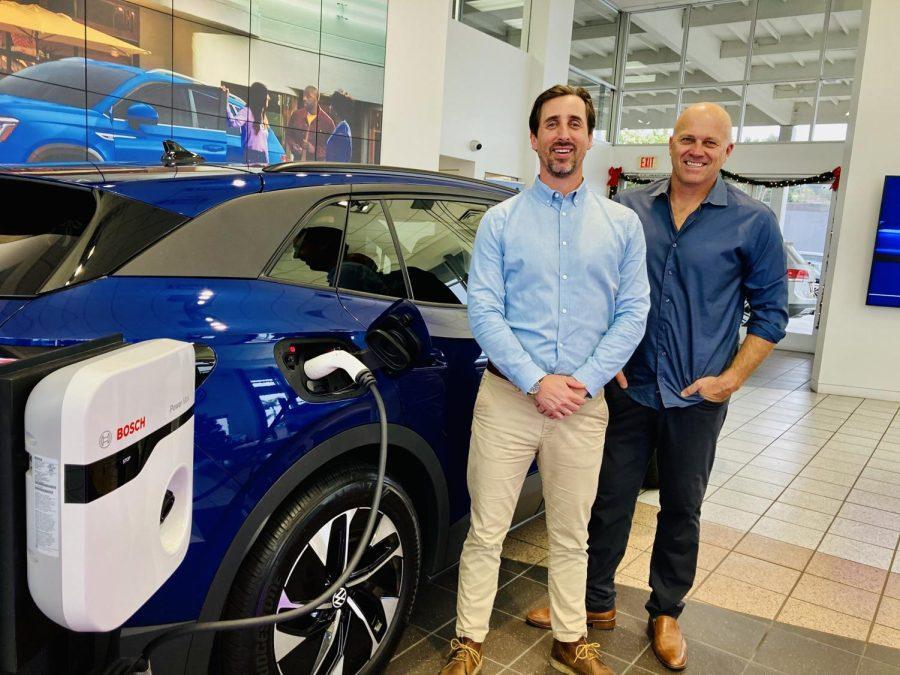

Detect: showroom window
[386,199,488,305]
[589,0,863,145]
[456,0,525,49]
[568,1,620,142]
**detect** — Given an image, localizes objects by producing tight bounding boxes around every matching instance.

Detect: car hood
[0,93,83,115]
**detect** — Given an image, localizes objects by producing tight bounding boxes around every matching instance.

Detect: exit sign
[639,156,656,169]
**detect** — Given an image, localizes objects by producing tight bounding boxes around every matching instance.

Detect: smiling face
[669,103,734,191]
[530,94,593,187]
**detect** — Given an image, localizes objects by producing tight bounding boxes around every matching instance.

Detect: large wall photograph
[0,0,386,166]
[866,176,900,308]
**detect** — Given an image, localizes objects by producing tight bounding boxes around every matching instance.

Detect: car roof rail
[161,140,206,167]
[262,161,517,193]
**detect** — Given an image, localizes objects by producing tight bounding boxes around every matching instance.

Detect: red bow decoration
[830,166,841,191]
[607,166,623,188]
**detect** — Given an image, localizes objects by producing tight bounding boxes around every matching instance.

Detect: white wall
[440,20,533,181]
[812,0,900,401]
[381,0,452,170]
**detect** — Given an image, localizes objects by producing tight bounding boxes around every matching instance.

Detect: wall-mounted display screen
[866,176,900,307]
[0,0,386,168]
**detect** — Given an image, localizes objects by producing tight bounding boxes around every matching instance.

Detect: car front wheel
[216,466,421,674]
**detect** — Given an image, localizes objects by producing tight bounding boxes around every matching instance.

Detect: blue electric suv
[0,58,285,164]
[0,161,540,674]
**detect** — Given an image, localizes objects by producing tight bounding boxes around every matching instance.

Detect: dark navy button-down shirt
[615,176,788,409]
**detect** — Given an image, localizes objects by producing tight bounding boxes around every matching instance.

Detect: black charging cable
[104,372,386,674]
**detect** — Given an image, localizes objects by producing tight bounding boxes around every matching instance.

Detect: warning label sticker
[32,455,60,557]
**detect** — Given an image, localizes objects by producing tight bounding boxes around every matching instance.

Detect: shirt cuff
[571,365,604,399]
[510,363,547,395]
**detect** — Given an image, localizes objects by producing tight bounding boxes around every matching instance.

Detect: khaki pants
[455,371,609,642]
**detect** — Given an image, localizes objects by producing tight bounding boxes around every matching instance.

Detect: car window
[338,200,407,298]
[386,199,488,305]
[190,86,225,131]
[112,83,173,124]
[172,86,193,127]
[268,201,347,288]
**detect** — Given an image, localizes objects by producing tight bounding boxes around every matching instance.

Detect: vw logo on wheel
[331,587,348,609]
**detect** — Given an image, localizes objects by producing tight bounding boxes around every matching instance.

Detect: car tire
[27,145,97,163]
[216,466,421,675]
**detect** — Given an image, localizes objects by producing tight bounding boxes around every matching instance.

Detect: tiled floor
[388,352,900,673]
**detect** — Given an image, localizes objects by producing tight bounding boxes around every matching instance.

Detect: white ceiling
[608,0,690,9]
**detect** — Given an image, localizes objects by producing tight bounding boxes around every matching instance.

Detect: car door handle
[202,144,224,152]
[417,347,447,370]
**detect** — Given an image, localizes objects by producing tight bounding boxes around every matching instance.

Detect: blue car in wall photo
[0,159,539,675]
[0,58,285,164]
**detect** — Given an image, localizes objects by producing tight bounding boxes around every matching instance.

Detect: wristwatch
[527,377,544,396]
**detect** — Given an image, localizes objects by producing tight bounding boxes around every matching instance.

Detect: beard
[544,151,577,178]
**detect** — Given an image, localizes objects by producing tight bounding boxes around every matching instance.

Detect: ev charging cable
[108,350,387,674]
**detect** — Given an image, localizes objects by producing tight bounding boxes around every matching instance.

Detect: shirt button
[562,308,568,314]
[562,274,568,280]
[672,243,678,248]
[562,241,568,246]
[667,270,673,276]
[562,211,567,216]
[662,351,667,357]
[665,297,671,303]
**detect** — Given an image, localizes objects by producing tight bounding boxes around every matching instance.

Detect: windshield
[0,60,133,108]
[0,176,185,297]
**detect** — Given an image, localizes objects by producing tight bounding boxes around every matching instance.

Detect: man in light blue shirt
[441,85,649,675]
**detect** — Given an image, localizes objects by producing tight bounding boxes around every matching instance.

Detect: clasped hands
[533,374,588,419]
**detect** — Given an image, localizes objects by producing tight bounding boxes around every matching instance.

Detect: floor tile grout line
[859,405,900,671]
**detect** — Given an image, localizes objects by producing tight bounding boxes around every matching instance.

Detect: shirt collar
[651,173,728,206]
[532,175,584,207]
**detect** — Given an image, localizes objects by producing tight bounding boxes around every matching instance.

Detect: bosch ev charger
[4,336,388,674]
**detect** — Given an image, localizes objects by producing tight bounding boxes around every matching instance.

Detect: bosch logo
[331,588,348,609]
[99,431,112,449]
[116,417,146,441]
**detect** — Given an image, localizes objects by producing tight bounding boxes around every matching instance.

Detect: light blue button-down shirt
[467,177,651,398]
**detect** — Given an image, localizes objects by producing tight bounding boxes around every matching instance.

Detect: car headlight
[0,117,18,142]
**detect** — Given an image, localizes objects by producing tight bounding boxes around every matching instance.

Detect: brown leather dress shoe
[647,616,687,671]
[439,637,483,675]
[525,606,616,630]
[549,637,613,675]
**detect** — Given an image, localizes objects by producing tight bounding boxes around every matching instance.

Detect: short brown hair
[529,85,596,136]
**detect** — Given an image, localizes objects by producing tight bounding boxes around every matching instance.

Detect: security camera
[469,140,483,151]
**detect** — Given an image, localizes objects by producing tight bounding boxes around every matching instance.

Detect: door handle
[202,144,224,152]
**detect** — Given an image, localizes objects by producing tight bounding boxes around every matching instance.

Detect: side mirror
[126,102,159,130]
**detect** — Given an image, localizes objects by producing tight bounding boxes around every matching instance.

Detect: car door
[337,188,542,530]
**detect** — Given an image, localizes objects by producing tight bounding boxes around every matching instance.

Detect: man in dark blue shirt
[526,103,788,670]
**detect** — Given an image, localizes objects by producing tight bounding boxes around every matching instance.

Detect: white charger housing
[24,339,195,632]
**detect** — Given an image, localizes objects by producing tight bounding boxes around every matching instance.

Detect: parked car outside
[0,162,534,674]
[0,58,285,165]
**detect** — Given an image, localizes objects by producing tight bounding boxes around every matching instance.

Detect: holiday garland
[606,166,841,198]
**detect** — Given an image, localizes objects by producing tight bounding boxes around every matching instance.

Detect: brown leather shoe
[549,637,613,675]
[647,616,687,671]
[525,606,616,630]
[439,637,483,675]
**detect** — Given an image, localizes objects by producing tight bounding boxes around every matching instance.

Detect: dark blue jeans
[585,381,728,618]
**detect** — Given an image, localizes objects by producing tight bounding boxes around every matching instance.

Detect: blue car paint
[0,167,516,628]
[0,58,285,164]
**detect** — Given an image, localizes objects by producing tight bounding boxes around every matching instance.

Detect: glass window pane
[617,89,676,144]
[750,0,826,82]
[568,75,614,143]
[684,1,754,87]
[460,1,524,49]
[340,200,405,297]
[741,81,816,142]
[823,1,862,78]
[813,78,853,141]
[570,1,619,85]
[318,54,384,162]
[679,85,742,139]
[388,200,487,305]
[269,202,347,288]
[623,8,686,90]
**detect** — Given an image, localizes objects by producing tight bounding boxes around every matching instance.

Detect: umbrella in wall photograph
[0,0,149,58]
